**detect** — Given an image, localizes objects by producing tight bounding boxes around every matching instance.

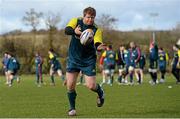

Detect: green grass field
[0,74,180,118]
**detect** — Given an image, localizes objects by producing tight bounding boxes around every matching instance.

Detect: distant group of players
[1,48,66,87]
[2,36,180,88]
[2,52,20,87]
[99,40,180,86]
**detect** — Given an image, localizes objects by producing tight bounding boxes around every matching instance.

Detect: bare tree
[22,8,43,32]
[45,11,61,30]
[174,22,180,31]
[96,14,118,44]
[96,13,118,30]
[44,11,61,49]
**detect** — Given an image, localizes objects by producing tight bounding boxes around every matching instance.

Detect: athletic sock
[161,73,165,79]
[153,72,157,83]
[138,73,141,83]
[67,90,77,110]
[110,76,114,84]
[150,72,154,82]
[51,75,55,83]
[118,76,122,83]
[92,84,103,98]
[130,73,133,83]
[80,75,83,84]
[36,75,39,84]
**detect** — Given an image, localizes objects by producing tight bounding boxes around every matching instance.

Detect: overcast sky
[0,0,180,34]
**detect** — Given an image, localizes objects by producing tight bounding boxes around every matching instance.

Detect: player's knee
[67,84,75,91]
[86,83,96,90]
[66,81,75,90]
[57,70,62,76]
[9,75,13,80]
[119,71,123,75]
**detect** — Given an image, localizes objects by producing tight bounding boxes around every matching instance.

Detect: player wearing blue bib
[2,52,9,84]
[65,7,106,116]
[171,45,180,84]
[35,52,43,87]
[99,48,107,86]
[124,46,131,84]
[117,45,126,84]
[158,48,168,83]
[149,40,158,85]
[138,52,146,83]
[6,53,20,87]
[100,45,117,86]
[129,42,141,85]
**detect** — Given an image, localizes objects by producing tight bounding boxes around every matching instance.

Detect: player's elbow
[65,26,74,35]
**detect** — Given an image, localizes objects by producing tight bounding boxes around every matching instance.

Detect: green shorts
[67,62,96,76]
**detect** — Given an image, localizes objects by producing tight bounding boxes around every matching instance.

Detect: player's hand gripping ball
[80,29,94,45]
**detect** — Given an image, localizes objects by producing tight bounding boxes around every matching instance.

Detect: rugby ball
[80,29,94,45]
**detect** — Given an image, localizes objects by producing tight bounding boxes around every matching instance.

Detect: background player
[48,48,65,86]
[149,35,159,85]
[35,52,44,87]
[100,45,117,86]
[158,47,168,83]
[171,44,180,84]
[2,52,9,85]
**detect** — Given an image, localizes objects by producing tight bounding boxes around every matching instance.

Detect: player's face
[130,42,135,48]
[158,49,162,53]
[173,46,178,51]
[107,47,110,51]
[83,14,95,25]
[4,53,8,57]
[120,46,124,51]
[7,54,11,58]
[119,47,122,51]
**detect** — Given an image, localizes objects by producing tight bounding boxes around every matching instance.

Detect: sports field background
[0,74,180,118]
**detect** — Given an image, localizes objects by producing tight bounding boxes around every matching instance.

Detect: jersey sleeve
[100,51,106,65]
[102,51,106,57]
[115,52,118,60]
[66,18,78,29]
[49,53,54,59]
[165,53,169,61]
[94,28,103,44]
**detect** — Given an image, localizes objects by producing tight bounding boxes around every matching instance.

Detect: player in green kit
[171,44,180,84]
[35,52,44,87]
[158,47,168,83]
[149,37,159,85]
[100,45,117,86]
[6,53,20,87]
[65,7,106,116]
[117,45,126,84]
[48,48,65,86]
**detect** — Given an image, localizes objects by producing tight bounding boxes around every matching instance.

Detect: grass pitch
[0,74,180,118]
